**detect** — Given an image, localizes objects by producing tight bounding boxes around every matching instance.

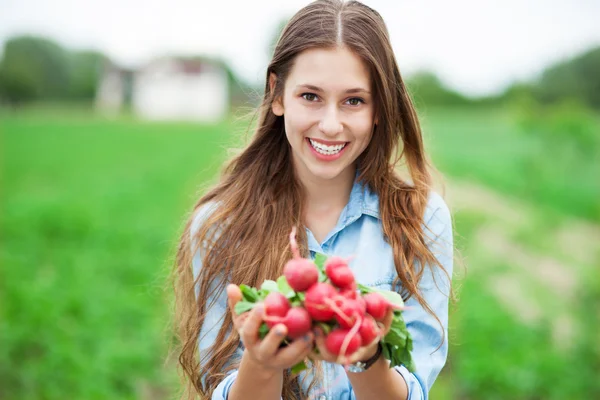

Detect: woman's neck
[297,165,356,213]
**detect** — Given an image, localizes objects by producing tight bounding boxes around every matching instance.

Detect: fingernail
[303,334,311,342]
[226,284,238,295]
[276,328,285,336]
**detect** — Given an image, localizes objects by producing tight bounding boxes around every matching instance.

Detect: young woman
[174,1,454,399]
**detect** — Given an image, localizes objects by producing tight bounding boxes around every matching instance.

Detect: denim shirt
[191,178,453,400]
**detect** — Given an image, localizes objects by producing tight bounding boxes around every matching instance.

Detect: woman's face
[271,46,376,184]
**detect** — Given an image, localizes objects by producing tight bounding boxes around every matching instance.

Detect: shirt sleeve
[190,203,244,400]
[394,192,454,400]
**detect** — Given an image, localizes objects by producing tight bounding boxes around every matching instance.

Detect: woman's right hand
[227,284,314,373]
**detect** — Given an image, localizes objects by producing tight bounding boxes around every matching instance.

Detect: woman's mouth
[306,138,349,161]
[308,138,348,155]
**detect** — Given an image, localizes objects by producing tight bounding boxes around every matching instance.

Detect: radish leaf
[234,301,255,315]
[277,276,295,298]
[260,279,279,294]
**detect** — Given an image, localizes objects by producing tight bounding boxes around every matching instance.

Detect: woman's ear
[269,73,284,116]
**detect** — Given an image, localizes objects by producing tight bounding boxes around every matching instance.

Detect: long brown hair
[173,1,451,399]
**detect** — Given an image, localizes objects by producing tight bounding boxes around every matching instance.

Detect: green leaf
[377,290,404,308]
[277,276,295,298]
[404,358,417,373]
[357,283,404,308]
[290,298,303,307]
[314,252,328,269]
[316,322,333,336]
[234,301,255,315]
[260,280,279,294]
[291,360,308,374]
[314,253,329,283]
[384,344,393,360]
[380,312,415,372]
[258,322,270,339]
[239,284,259,302]
[289,290,306,307]
[357,283,374,294]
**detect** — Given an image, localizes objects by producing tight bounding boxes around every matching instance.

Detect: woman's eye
[347,97,364,106]
[301,93,318,102]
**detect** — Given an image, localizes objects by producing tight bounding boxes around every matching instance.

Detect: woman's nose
[318,106,343,136]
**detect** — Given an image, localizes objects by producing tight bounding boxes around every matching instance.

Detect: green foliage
[0,36,69,103]
[536,46,600,110]
[500,46,600,111]
[512,99,600,220]
[276,276,295,298]
[67,51,105,99]
[436,209,600,399]
[1,111,233,399]
[515,97,599,158]
[406,71,473,107]
[0,36,106,105]
[425,105,600,222]
[451,267,598,399]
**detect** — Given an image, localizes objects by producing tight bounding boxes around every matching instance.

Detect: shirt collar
[306,170,381,253]
[343,173,380,225]
[304,169,381,226]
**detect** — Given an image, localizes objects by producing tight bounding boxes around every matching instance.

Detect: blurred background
[1,0,599,399]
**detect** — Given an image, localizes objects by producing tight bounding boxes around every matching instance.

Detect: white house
[95,64,133,116]
[96,57,230,123]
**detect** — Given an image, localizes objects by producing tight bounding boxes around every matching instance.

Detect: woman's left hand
[308,308,394,365]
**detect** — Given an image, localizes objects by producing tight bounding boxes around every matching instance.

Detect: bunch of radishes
[235,227,415,372]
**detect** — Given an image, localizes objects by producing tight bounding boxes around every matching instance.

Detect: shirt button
[319,396,327,400]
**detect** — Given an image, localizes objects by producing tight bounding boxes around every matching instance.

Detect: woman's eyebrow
[296,84,370,94]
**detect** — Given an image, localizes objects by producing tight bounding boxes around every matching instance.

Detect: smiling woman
[173,1,454,400]
[270,47,376,182]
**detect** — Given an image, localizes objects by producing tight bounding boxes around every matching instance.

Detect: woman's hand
[226,284,314,373]
[309,309,394,365]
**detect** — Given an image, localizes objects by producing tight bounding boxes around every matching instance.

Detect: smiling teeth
[309,139,347,155]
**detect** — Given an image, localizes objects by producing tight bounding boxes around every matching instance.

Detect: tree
[67,50,106,100]
[0,36,70,104]
[405,70,472,107]
[535,46,600,110]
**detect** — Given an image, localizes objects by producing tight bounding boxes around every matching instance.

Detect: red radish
[325,328,362,356]
[328,266,355,289]
[355,295,367,314]
[263,292,291,328]
[283,259,319,292]
[305,282,337,321]
[325,256,349,277]
[282,307,312,339]
[340,287,358,300]
[284,227,319,292]
[358,315,380,345]
[363,292,388,321]
[333,297,365,329]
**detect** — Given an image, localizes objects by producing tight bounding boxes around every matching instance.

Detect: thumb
[227,284,243,309]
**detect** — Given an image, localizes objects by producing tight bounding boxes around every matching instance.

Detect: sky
[1,0,599,97]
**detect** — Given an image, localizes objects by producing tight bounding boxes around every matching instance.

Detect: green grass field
[2,105,599,399]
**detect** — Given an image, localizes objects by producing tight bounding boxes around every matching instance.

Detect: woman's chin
[306,164,347,182]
